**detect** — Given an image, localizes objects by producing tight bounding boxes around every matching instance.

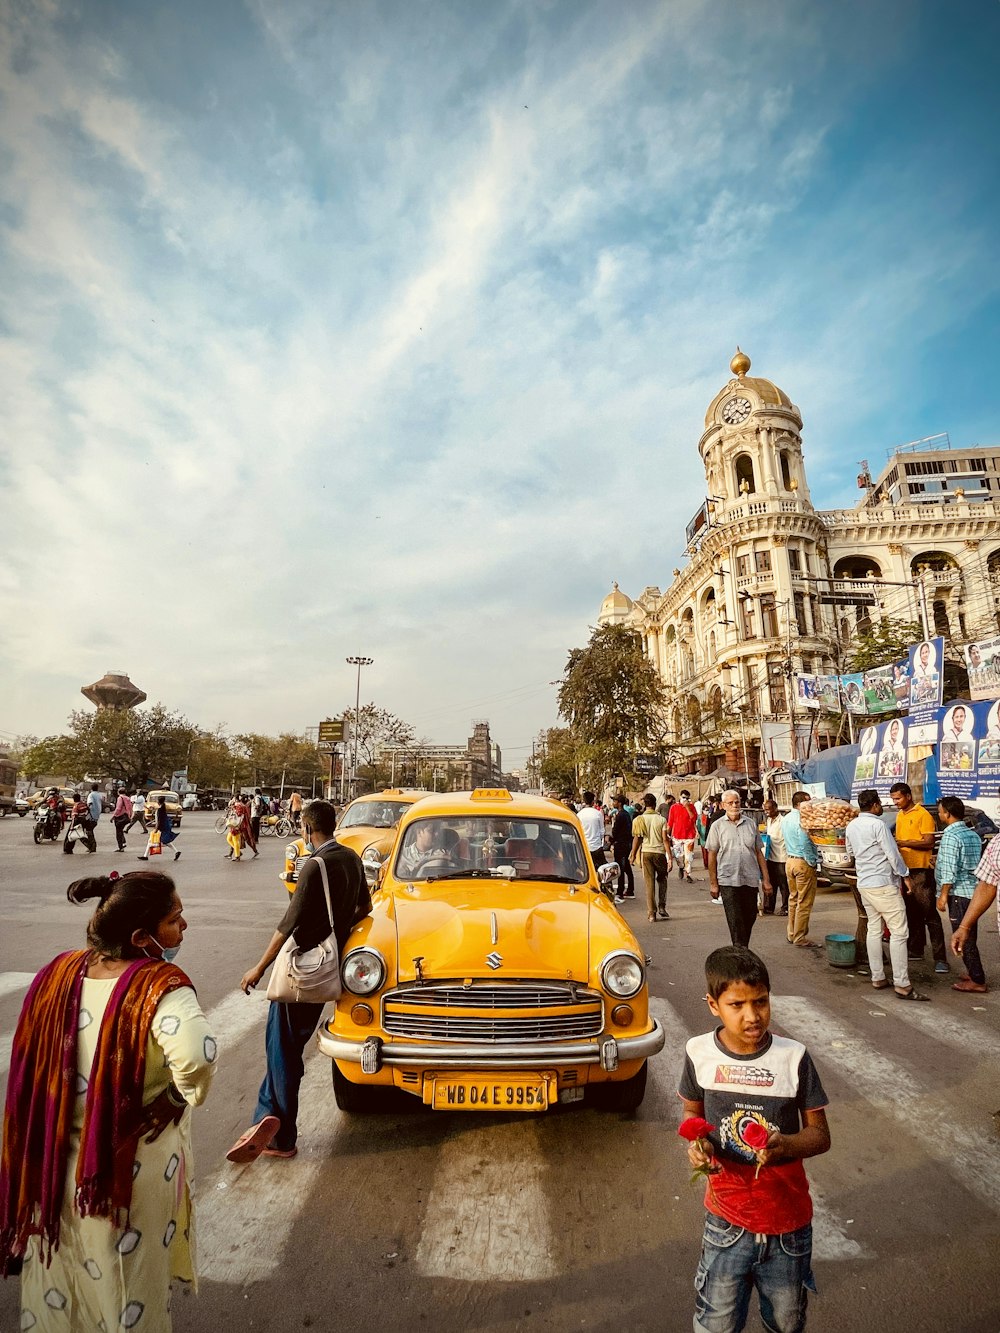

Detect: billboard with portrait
[907,637,943,744]
[964,635,1000,702]
[852,717,908,797]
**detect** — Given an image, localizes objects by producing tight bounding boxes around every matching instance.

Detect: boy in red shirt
[678,946,831,1332]
[668,790,698,882]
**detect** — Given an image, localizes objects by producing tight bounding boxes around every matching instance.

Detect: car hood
[389,882,592,983]
[336,825,389,856]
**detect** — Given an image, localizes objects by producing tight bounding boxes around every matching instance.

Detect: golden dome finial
[730,346,751,379]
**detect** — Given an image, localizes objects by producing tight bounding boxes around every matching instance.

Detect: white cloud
[0,0,995,760]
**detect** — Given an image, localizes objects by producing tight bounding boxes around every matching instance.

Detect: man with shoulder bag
[227,799,370,1164]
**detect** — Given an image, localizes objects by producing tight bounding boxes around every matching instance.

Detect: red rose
[678,1116,716,1142]
[742,1120,769,1150]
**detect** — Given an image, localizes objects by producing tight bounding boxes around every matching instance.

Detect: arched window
[910,550,959,575]
[734,453,756,495]
[664,624,676,643]
[833,555,882,580]
[779,451,793,490]
[933,600,951,638]
[986,547,1000,576]
[687,697,701,738]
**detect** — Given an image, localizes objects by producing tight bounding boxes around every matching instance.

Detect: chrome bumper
[316,1017,665,1072]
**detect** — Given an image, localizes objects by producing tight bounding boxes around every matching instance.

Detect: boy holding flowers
[678,946,831,1333]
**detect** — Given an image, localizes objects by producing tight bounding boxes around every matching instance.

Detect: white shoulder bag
[267,857,343,1004]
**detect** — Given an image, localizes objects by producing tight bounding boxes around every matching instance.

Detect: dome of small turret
[597,582,634,625]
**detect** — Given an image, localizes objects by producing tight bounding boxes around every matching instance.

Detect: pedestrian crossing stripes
[0,971,997,1288]
[773,995,1000,1216]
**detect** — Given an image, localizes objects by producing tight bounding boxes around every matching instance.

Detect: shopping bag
[148,830,162,857]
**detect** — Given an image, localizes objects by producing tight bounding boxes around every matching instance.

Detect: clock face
[722,395,752,425]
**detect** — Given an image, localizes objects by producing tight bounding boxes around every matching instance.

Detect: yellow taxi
[316,789,665,1113]
[280,787,429,894]
[142,790,183,827]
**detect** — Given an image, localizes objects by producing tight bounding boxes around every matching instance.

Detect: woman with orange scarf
[224,795,258,861]
[0,870,217,1329]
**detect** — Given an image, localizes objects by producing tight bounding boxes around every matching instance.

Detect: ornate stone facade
[599,352,1000,776]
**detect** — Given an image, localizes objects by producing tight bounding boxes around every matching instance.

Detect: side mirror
[598,862,620,888]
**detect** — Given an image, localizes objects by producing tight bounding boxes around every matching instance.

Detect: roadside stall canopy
[788,744,859,801]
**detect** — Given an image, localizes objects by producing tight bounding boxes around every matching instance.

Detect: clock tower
[700,348,812,508]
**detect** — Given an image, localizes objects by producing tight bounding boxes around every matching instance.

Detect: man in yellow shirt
[890,781,948,973]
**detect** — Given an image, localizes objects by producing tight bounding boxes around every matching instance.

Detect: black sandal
[894,988,930,1002]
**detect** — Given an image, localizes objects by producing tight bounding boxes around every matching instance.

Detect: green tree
[187,727,244,792]
[556,624,667,789]
[233,732,324,792]
[32,705,199,788]
[342,704,417,792]
[13,735,71,783]
[538,727,578,794]
[846,618,923,673]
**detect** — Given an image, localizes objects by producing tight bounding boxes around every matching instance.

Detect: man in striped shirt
[936,797,990,993]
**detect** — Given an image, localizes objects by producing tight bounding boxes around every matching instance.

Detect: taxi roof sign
[470,788,512,801]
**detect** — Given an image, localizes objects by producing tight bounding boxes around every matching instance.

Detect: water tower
[81,670,147,711]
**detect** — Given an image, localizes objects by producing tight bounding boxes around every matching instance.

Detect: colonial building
[599,350,1000,777]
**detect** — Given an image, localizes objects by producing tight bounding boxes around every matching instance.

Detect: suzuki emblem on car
[486,951,503,970]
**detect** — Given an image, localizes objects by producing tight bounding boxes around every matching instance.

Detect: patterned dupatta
[0,949,191,1273]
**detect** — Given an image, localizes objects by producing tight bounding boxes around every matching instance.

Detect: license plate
[429,1074,549,1112]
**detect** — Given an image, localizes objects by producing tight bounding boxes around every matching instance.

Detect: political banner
[794,673,818,709]
[965,635,1000,702]
[841,674,867,716]
[814,675,842,713]
[862,662,907,715]
[851,717,908,797]
[936,699,998,799]
[907,637,944,744]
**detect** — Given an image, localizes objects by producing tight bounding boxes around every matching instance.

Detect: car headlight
[284,841,301,860]
[341,948,386,996]
[600,950,644,999]
[362,844,384,868]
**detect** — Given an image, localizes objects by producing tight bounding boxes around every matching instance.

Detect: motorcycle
[33,805,63,843]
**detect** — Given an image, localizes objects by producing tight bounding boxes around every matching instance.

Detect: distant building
[598,350,999,777]
[380,720,498,790]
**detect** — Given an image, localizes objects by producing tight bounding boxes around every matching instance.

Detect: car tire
[587,1061,648,1113]
[331,1061,395,1113]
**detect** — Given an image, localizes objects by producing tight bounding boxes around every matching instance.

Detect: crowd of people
[563,782,996,1001]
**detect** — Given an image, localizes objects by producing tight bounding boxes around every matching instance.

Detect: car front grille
[381,981,604,1042]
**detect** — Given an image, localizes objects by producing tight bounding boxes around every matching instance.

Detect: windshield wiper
[424,869,497,882]
[522,874,586,883]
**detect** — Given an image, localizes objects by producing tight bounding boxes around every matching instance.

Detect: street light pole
[345,655,373,799]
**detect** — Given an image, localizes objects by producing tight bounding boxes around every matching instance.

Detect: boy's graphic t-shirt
[678,1029,828,1234]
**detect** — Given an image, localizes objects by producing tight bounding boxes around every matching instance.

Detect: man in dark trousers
[227,799,370,1163]
[610,794,635,898]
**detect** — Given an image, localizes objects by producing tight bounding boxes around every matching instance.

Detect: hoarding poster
[814,675,843,713]
[907,637,944,744]
[863,662,907,714]
[937,699,1000,799]
[794,673,818,708]
[840,674,867,716]
[965,635,1000,702]
[852,717,908,797]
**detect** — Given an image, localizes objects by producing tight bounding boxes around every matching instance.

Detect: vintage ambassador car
[316,789,665,1114]
[280,787,429,893]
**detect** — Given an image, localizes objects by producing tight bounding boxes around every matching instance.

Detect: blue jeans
[948,893,986,985]
[252,999,325,1151]
[694,1213,815,1333]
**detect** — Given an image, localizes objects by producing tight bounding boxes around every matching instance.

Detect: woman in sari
[224,795,258,861]
[0,870,216,1329]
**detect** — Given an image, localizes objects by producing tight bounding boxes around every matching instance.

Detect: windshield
[340,799,410,830]
[393,815,590,883]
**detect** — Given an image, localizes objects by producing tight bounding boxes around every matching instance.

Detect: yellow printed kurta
[20,981,216,1332]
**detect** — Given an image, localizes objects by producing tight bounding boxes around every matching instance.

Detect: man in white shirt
[125,790,147,836]
[577,790,607,874]
[845,789,924,1001]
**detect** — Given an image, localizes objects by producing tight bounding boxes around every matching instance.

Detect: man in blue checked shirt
[935,796,989,994]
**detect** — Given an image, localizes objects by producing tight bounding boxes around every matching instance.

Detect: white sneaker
[711,897,724,906]
[613,895,626,904]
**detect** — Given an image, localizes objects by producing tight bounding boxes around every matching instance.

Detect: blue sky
[1,0,997,766]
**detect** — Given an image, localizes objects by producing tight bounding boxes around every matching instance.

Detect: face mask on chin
[144,935,182,964]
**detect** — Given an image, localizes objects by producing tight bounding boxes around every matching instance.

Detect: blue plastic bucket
[825,933,856,967]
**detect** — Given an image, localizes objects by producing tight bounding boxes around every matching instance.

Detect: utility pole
[345,656,373,799]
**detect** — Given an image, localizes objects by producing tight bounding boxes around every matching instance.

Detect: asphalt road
[1,810,999,1332]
